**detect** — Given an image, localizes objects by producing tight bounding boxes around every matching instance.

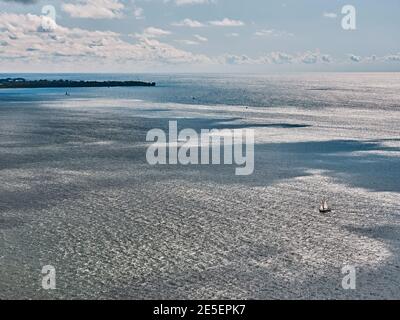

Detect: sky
[0,0,399,73]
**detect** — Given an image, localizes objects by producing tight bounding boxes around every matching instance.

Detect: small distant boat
[319,199,331,213]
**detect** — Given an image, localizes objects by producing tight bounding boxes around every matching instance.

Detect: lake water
[0,73,399,299]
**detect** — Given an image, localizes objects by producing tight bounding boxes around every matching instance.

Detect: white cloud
[385,54,400,62]
[2,12,398,71]
[223,54,254,65]
[0,13,210,68]
[349,54,362,62]
[171,19,205,28]
[323,12,338,19]
[209,18,245,27]
[254,29,293,37]
[175,34,207,46]
[139,27,172,38]
[175,39,199,45]
[300,52,319,64]
[133,6,144,20]
[194,34,208,42]
[164,0,213,6]
[268,51,293,64]
[220,51,335,66]
[62,0,124,19]
[172,18,245,28]
[321,54,332,63]
[0,0,38,3]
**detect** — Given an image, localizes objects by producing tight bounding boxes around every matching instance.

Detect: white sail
[320,199,330,212]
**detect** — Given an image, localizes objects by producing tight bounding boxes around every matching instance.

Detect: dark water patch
[214,123,311,129]
[344,225,400,242]
[0,217,25,230]
[134,108,171,112]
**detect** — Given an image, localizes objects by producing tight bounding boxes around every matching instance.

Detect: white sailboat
[319,199,331,213]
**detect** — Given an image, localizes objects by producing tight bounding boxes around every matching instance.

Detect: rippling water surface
[0,73,399,299]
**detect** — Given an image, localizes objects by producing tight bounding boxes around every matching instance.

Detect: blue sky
[0,0,399,72]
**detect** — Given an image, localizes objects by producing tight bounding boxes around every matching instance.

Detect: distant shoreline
[0,78,156,89]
